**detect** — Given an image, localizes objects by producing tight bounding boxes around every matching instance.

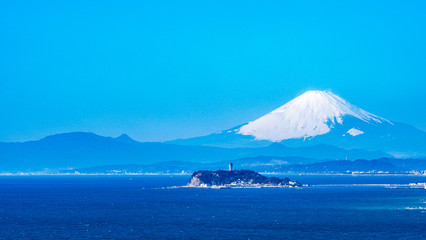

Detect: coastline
[1,173,425,190]
[0,172,425,177]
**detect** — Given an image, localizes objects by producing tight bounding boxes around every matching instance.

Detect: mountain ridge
[167,90,426,157]
[0,132,391,172]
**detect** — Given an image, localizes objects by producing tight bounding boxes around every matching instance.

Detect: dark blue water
[0,175,425,239]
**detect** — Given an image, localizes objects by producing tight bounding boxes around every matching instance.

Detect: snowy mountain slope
[168,90,426,157]
[238,90,390,141]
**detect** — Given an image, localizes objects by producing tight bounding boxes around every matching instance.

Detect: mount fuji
[1,90,424,172]
[169,90,426,158]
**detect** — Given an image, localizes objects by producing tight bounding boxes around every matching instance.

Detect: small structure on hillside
[229,162,233,171]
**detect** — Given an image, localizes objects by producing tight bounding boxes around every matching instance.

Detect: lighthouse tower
[229,162,233,171]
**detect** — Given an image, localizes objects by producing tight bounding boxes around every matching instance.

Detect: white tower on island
[229,162,233,171]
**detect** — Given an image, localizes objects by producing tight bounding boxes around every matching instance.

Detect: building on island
[229,162,233,171]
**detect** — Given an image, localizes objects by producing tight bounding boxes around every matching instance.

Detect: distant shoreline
[178,183,426,189]
[0,172,426,177]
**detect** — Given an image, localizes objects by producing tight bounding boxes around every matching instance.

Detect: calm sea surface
[0,175,425,239]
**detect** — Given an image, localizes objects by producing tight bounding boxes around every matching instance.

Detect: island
[187,169,302,188]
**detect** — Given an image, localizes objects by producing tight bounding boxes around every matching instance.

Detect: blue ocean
[0,175,425,239]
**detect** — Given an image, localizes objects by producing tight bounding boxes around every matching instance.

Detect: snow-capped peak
[238,90,390,141]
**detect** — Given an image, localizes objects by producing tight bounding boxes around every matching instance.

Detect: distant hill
[62,156,320,174]
[63,157,426,175]
[0,132,390,172]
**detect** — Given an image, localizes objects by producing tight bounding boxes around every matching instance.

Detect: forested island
[187,169,302,188]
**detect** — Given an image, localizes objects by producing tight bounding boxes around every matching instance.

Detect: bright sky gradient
[1,1,425,142]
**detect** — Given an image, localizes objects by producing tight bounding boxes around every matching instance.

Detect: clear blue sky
[1,0,425,142]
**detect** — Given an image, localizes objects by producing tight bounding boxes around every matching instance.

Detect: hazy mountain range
[0,132,388,172]
[62,156,426,175]
[1,90,425,173]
